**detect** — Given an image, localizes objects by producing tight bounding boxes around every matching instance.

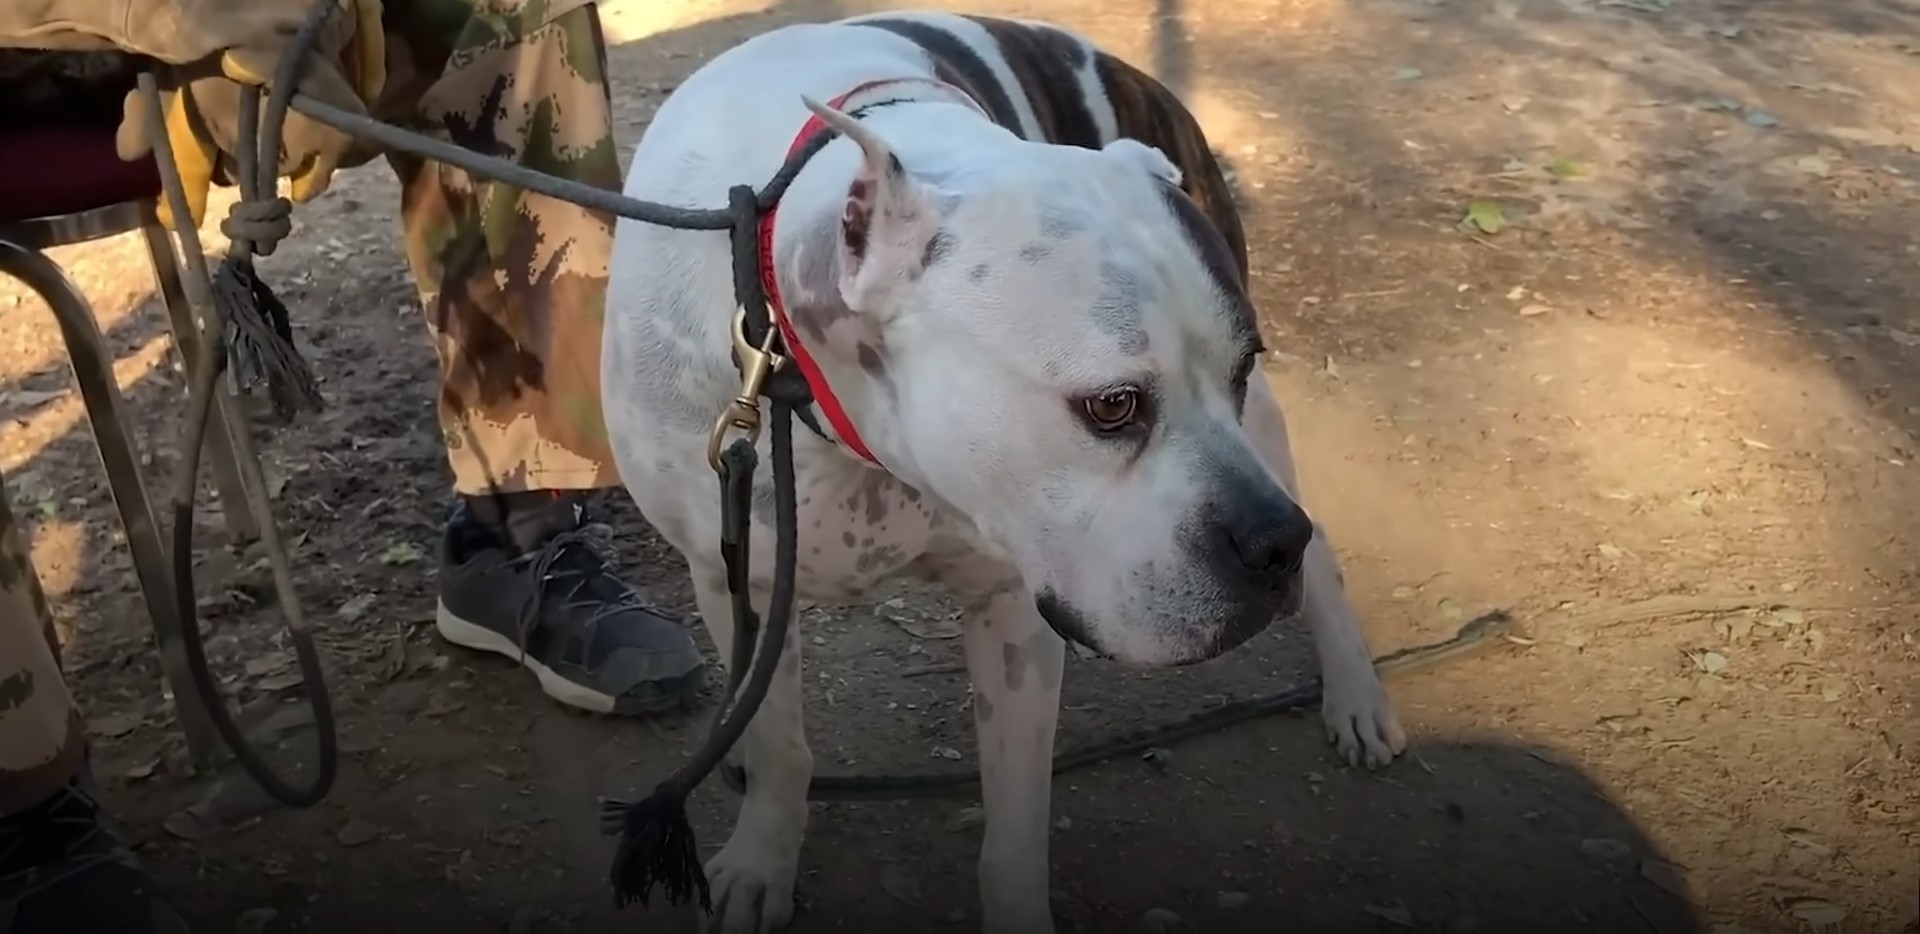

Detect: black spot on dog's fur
[922,228,956,268]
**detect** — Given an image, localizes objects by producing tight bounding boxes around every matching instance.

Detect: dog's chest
[768,458,953,601]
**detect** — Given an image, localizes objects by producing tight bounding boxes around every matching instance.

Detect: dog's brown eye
[1082,388,1140,431]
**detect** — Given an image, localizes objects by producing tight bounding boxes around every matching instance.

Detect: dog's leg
[692,575,811,934]
[1244,378,1407,768]
[955,571,1066,934]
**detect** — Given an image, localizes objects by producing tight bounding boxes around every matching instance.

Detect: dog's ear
[803,96,942,313]
[1101,138,1184,187]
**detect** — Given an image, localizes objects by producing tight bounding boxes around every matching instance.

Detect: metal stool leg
[0,238,221,768]
[139,217,259,543]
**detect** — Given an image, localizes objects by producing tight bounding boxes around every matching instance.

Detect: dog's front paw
[705,840,798,934]
[1321,662,1407,769]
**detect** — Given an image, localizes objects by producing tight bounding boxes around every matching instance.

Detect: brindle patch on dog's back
[853,17,1027,131]
[851,14,1248,285]
[1094,52,1249,285]
[961,16,1103,148]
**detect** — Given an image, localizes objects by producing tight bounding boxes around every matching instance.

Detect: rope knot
[221,196,294,254]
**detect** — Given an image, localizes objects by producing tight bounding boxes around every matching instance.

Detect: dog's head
[784,98,1310,666]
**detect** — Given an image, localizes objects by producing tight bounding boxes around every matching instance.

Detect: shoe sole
[434,602,695,716]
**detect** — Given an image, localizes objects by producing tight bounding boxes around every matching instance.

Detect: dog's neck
[768,94,1013,474]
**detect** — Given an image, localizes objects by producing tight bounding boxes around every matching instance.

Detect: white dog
[604,11,1406,933]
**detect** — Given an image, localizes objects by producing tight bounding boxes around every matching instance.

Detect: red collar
[755,78,971,468]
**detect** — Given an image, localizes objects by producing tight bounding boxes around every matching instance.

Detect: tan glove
[1,1,348,63]
[98,0,387,230]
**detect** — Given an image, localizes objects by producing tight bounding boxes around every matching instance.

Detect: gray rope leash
[138,0,348,809]
[141,69,338,809]
[286,93,742,229]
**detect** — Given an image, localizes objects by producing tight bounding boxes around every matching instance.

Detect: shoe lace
[509,521,648,669]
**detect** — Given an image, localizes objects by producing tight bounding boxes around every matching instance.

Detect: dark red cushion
[0,126,160,224]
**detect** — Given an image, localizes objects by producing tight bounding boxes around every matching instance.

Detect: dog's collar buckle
[706,308,788,472]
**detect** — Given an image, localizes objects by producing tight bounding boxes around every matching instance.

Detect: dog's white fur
[604,13,1406,933]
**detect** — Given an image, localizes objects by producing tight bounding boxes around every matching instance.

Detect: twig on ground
[900,662,966,678]
[1554,593,1913,631]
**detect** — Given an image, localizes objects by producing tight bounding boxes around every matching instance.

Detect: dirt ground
[4,0,1918,930]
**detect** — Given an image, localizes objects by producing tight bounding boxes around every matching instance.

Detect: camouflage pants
[2,0,623,812]
[0,464,84,818]
[384,0,623,495]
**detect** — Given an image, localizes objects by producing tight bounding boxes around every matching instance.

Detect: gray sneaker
[434,492,706,716]
[1,770,184,934]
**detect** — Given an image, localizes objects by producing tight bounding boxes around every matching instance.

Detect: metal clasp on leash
[708,308,787,471]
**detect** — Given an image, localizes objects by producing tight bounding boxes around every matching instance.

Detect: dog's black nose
[1227,502,1314,591]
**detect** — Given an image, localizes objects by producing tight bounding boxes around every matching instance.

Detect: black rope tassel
[600,778,709,911]
[212,251,321,423]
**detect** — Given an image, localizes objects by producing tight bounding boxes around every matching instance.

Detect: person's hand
[101,0,387,230]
